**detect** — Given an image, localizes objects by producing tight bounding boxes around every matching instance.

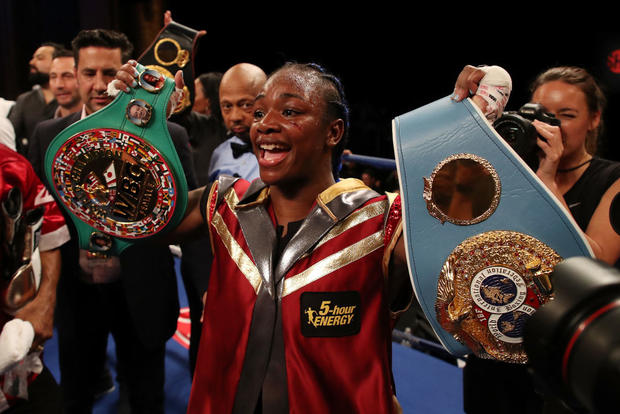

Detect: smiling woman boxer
[115,61,411,414]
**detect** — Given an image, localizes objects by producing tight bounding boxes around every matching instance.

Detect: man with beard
[8,42,63,155]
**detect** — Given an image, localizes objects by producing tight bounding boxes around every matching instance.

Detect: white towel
[0,319,34,373]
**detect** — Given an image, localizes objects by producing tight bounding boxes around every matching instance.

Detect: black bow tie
[230,141,253,158]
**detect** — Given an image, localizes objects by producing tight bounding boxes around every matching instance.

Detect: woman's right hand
[533,119,564,189]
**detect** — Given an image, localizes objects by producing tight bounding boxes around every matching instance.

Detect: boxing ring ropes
[342,153,397,170]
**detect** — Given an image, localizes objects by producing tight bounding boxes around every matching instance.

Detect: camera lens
[565,300,620,413]
[524,257,620,413]
[494,123,523,144]
[493,113,539,170]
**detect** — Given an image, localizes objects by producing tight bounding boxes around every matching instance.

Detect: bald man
[179,63,266,375]
[206,63,267,183]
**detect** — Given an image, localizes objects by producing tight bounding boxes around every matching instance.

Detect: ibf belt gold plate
[51,128,177,239]
[435,230,561,363]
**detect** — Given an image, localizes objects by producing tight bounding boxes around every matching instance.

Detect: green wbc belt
[44,64,188,255]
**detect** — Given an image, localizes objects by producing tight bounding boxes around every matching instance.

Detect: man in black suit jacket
[9,42,62,155]
[28,29,196,414]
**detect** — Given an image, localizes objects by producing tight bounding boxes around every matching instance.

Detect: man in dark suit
[28,29,196,414]
[9,42,62,155]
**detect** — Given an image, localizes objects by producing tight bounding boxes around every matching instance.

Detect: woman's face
[250,69,339,187]
[531,80,600,159]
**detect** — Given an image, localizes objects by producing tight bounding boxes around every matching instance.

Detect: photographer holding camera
[453,65,620,413]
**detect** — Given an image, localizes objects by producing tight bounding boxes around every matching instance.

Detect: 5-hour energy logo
[305,301,356,328]
[300,291,361,337]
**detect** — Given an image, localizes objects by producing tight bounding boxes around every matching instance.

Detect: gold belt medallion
[50,128,177,239]
[435,230,561,363]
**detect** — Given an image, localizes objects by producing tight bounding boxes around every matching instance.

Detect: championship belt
[137,19,205,114]
[44,64,188,256]
[393,96,593,363]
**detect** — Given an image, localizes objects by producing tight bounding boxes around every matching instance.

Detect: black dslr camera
[524,257,620,414]
[492,103,561,170]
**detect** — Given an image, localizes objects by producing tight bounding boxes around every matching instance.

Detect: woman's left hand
[111,60,185,118]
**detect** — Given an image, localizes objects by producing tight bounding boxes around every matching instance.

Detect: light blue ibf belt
[393,96,592,363]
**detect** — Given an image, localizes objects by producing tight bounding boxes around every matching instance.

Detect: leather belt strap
[138,20,205,114]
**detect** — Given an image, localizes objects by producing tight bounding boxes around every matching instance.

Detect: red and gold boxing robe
[187,177,405,414]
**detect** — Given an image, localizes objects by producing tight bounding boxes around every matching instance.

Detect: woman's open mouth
[258,142,291,166]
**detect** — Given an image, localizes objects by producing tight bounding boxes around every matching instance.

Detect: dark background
[1,1,619,163]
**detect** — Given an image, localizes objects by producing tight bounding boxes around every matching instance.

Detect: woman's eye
[283,109,296,116]
[559,113,576,120]
[254,110,264,119]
